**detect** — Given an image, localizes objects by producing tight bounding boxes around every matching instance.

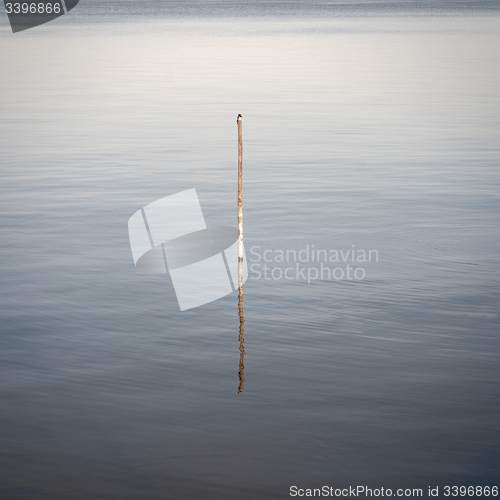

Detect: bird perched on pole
[236,114,242,123]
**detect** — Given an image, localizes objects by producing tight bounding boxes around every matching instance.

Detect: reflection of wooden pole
[237,113,245,394]
[238,289,245,394]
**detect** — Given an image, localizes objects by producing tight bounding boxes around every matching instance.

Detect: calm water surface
[0,1,499,499]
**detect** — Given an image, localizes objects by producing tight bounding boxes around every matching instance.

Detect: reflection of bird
[236,114,242,123]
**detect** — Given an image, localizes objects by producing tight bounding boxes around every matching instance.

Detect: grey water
[1,1,499,499]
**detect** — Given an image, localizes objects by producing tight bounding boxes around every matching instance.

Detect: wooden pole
[237,113,243,284]
[237,113,245,393]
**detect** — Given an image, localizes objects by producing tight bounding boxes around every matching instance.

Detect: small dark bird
[236,114,242,123]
